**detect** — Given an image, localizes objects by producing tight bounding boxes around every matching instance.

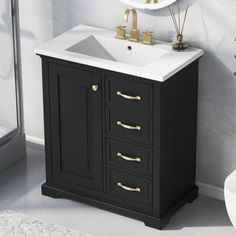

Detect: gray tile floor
[0,145,235,236]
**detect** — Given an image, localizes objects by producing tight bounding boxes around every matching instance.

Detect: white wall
[19,1,54,143]
[19,0,236,188]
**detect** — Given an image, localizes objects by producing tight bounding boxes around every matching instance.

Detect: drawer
[107,140,152,176]
[107,169,152,207]
[107,108,152,145]
[106,76,153,111]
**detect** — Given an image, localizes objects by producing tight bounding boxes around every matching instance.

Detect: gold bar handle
[117,121,141,130]
[117,153,141,162]
[117,91,141,101]
[117,182,141,192]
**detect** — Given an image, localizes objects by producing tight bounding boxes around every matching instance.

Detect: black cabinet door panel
[49,64,103,190]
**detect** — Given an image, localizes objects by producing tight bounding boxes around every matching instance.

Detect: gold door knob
[92,84,99,92]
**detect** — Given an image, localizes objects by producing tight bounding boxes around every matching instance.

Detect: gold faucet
[123,8,139,42]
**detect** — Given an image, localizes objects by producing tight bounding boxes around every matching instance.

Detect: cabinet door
[49,64,103,191]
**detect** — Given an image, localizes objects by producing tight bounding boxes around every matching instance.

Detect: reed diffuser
[169,4,189,51]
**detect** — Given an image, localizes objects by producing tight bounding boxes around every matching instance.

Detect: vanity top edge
[35,24,204,82]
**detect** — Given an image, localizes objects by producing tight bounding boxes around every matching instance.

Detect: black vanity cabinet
[40,57,199,230]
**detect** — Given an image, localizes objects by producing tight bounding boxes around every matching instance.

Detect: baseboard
[197,182,224,202]
[26,135,44,150]
[25,136,225,202]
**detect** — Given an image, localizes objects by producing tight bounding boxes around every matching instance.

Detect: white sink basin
[35,25,204,82]
[66,35,168,67]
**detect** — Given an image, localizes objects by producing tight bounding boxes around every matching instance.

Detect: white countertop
[35,24,204,82]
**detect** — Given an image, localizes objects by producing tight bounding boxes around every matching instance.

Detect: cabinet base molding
[42,183,198,230]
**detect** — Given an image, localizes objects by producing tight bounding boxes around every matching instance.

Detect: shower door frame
[0,0,26,172]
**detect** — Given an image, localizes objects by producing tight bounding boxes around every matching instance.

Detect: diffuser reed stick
[170,9,178,33]
[172,10,178,32]
[181,5,189,35]
[178,4,180,34]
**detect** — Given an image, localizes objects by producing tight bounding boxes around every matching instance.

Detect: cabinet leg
[46,193,61,199]
[187,187,198,203]
[144,217,169,230]
[41,183,61,199]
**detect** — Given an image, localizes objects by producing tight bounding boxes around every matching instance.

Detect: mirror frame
[120,0,177,10]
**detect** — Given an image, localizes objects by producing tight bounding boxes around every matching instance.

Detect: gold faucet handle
[143,31,154,45]
[115,25,127,40]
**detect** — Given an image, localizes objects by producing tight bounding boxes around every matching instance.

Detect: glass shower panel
[0,0,18,139]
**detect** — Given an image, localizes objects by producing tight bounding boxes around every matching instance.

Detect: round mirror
[120,0,178,10]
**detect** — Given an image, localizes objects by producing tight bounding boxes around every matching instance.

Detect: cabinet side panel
[41,58,53,182]
[159,61,199,215]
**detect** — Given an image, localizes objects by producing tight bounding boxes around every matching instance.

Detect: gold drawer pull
[117,153,141,162]
[117,182,141,192]
[117,121,141,130]
[117,91,141,101]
